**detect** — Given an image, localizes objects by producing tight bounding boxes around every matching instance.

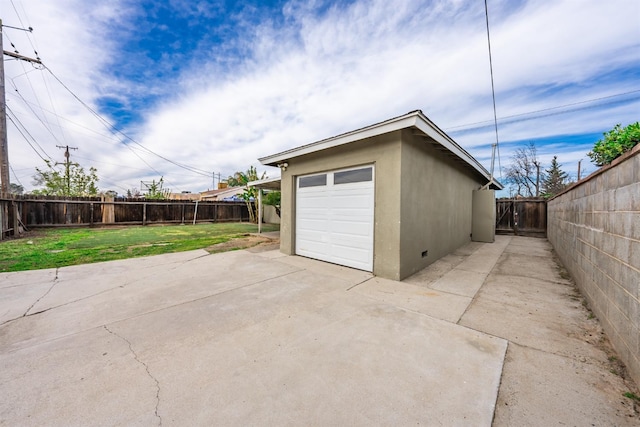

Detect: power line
[9,164,23,186]
[446,89,640,132]
[43,66,213,178]
[8,78,67,148]
[6,104,52,159]
[484,0,500,180]
[6,109,50,163]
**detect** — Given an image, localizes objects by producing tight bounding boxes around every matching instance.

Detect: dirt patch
[206,234,278,254]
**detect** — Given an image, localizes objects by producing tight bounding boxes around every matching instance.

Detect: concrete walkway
[0,236,637,425]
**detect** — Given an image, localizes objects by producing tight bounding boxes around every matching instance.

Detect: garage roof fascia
[259,110,503,190]
[247,176,281,190]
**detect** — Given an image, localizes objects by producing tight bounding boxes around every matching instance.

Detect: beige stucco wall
[398,130,483,279]
[279,131,403,279]
[278,128,488,281]
[262,205,280,224]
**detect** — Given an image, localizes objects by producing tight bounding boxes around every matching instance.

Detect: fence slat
[0,195,251,228]
[496,198,547,236]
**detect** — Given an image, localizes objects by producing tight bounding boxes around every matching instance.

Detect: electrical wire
[6,109,52,164]
[484,0,500,179]
[446,90,640,132]
[9,78,67,149]
[9,164,24,187]
[10,0,40,59]
[44,66,214,178]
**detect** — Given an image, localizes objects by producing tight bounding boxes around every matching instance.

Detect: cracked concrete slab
[351,276,472,323]
[494,343,638,426]
[0,250,302,353]
[0,246,507,426]
[0,326,160,426]
[83,268,507,426]
[460,237,639,426]
[1,236,637,425]
[0,268,56,289]
[26,249,211,314]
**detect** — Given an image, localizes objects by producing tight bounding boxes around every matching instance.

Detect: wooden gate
[496,199,547,236]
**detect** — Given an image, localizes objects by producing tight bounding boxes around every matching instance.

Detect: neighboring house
[200,187,246,201]
[259,110,502,281]
[169,191,200,201]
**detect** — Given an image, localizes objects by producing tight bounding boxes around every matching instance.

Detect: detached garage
[259,110,502,281]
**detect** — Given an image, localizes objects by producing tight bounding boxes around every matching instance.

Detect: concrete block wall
[547,144,640,386]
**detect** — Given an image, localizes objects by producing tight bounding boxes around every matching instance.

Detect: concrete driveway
[1,236,637,426]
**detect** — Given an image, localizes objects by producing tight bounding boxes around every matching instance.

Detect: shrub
[587,122,640,166]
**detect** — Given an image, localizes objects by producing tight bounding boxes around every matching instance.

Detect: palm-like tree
[226,166,267,223]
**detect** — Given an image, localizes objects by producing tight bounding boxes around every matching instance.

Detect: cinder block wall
[547,145,639,386]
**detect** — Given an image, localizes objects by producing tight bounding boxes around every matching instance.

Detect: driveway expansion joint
[103,325,162,426]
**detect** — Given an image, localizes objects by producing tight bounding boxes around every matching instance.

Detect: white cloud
[3,0,639,194]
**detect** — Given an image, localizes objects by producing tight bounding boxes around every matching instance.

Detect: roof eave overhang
[259,110,503,190]
[247,177,282,190]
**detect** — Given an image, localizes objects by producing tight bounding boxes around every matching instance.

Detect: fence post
[193,201,198,225]
[12,201,19,235]
[0,200,3,240]
[143,202,147,226]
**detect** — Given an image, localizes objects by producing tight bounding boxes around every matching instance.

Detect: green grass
[0,223,279,272]
[623,392,640,401]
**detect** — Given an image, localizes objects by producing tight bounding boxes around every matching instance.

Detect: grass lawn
[0,222,280,272]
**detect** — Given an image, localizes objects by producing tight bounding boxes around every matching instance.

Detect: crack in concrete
[23,268,59,317]
[166,252,211,272]
[345,277,375,291]
[104,325,162,426]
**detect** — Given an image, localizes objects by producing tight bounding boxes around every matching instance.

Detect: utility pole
[535,162,541,198]
[0,20,41,194]
[0,19,42,238]
[56,145,77,196]
[0,19,9,195]
[577,159,582,181]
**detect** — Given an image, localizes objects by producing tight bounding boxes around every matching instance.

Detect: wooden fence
[0,195,250,238]
[496,198,547,236]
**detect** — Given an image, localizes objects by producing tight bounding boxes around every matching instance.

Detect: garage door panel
[297,198,329,210]
[297,239,330,255]
[330,247,371,270]
[329,221,372,236]
[327,209,372,222]
[296,166,374,272]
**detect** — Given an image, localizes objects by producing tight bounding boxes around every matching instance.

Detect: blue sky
[2,0,639,195]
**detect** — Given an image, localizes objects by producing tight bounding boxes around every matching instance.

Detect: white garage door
[295,165,374,271]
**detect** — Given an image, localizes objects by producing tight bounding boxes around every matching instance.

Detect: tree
[126,187,141,198]
[226,166,266,187]
[31,160,99,196]
[587,122,640,166]
[144,178,171,200]
[9,183,24,195]
[503,142,544,198]
[541,156,569,198]
[263,191,281,217]
[227,166,267,223]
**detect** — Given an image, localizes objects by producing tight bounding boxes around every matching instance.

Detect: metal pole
[0,20,9,195]
[193,201,198,225]
[258,189,262,233]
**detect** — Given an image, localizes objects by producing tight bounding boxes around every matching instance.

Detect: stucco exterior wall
[262,205,280,224]
[398,130,483,279]
[279,131,403,279]
[547,145,640,386]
